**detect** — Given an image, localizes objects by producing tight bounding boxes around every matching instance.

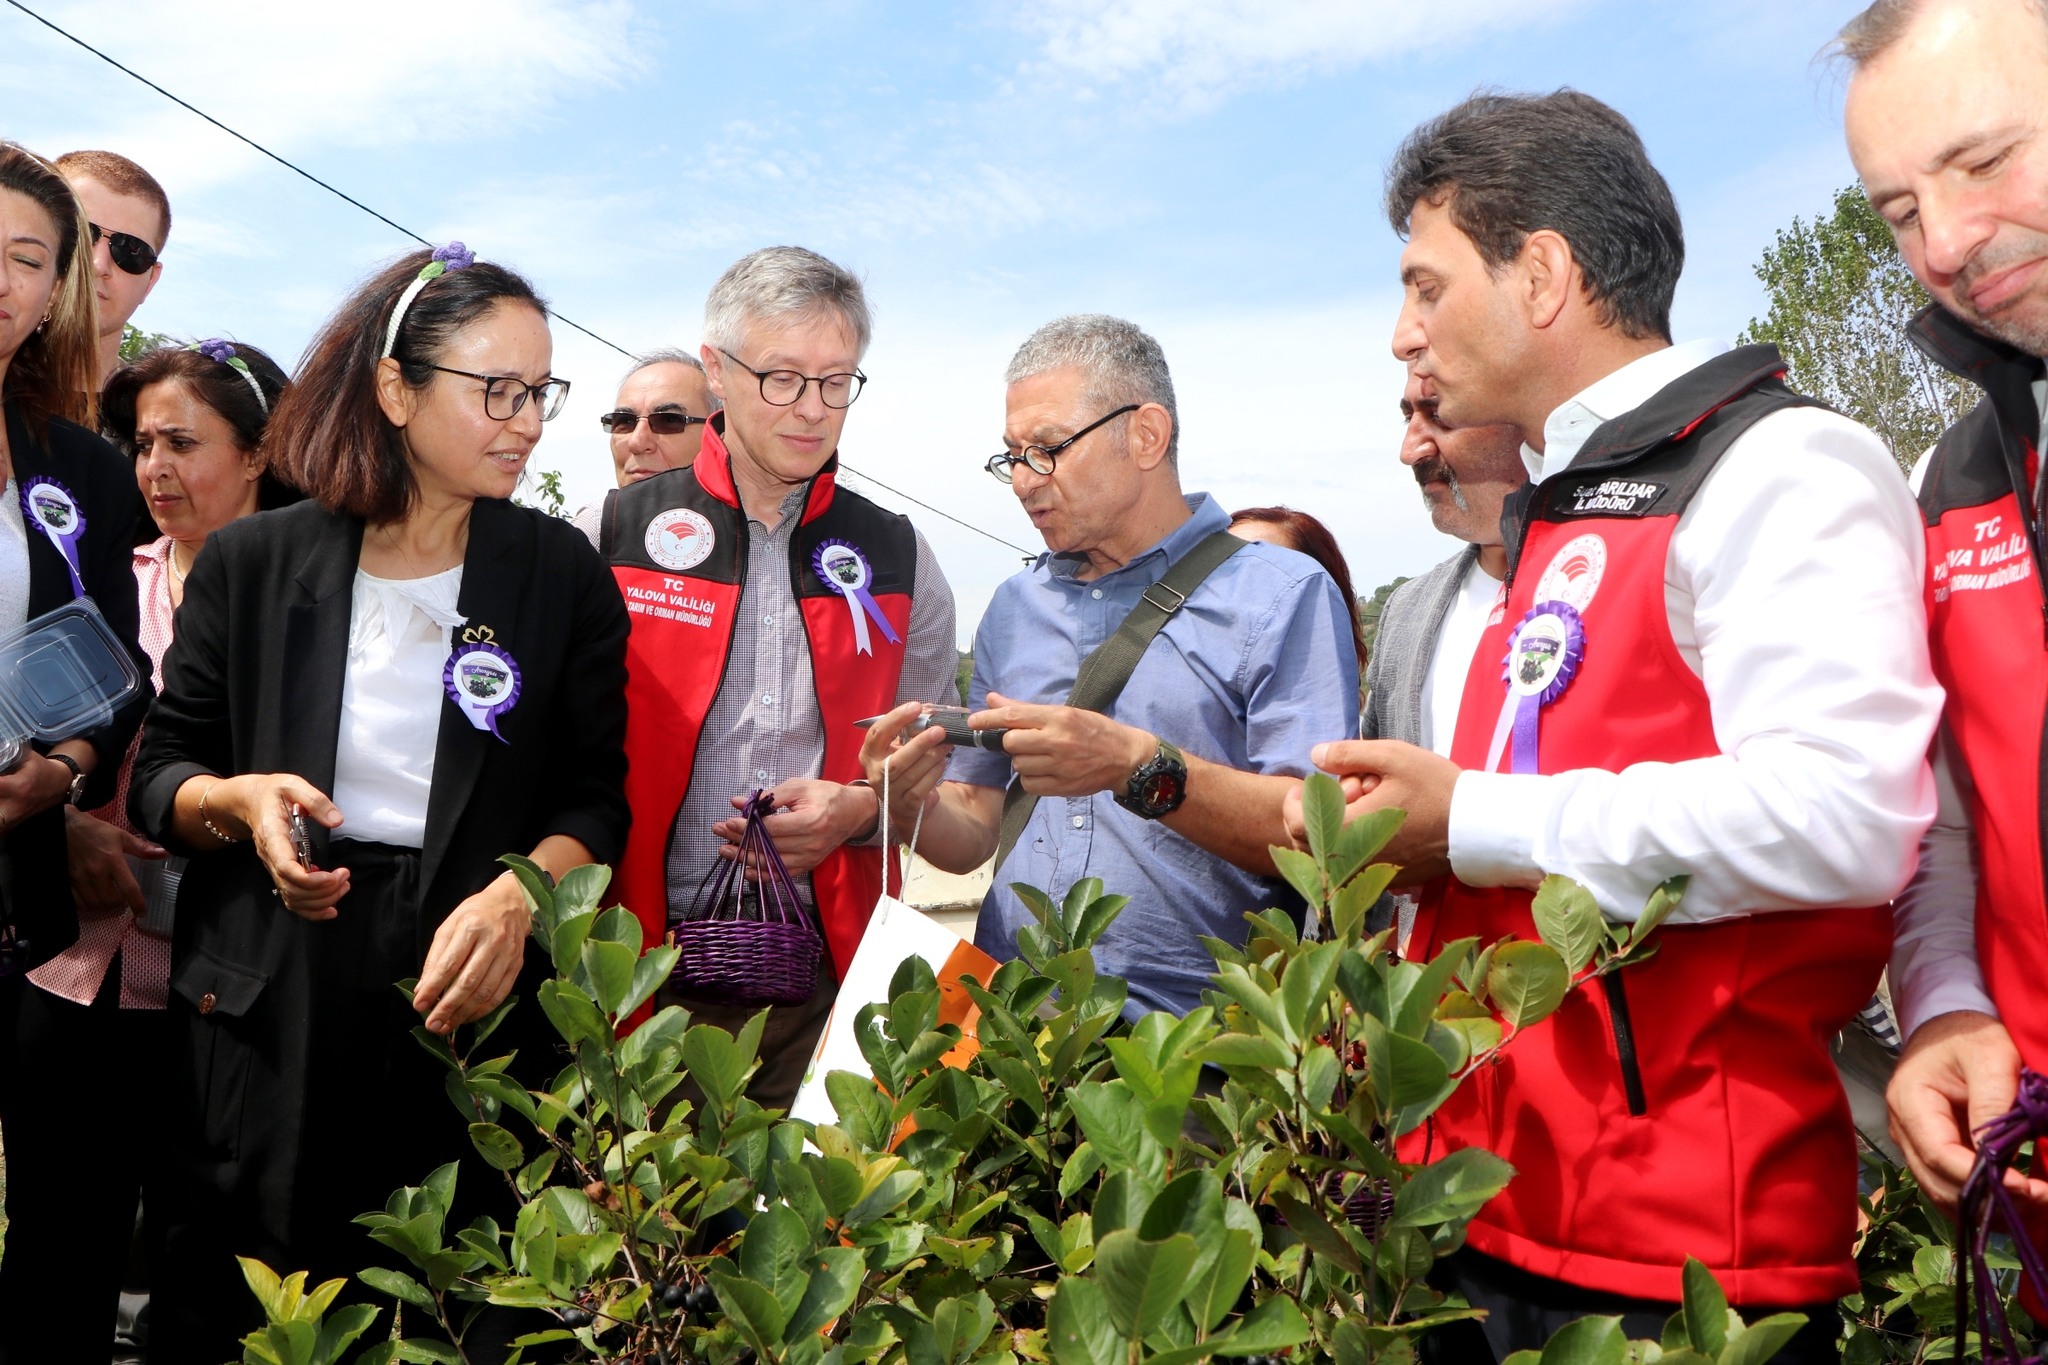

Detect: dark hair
[102,341,302,519]
[53,148,171,248]
[1231,505,1367,673]
[0,141,98,434]
[262,250,547,524]
[1384,90,1683,342]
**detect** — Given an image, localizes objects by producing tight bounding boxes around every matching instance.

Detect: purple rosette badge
[442,624,521,743]
[20,476,86,599]
[811,538,900,656]
[1484,600,1586,775]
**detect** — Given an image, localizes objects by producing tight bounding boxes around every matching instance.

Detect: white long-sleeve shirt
[1447,340,1943,925]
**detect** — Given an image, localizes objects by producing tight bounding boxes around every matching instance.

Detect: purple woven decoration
[667,789,822,1005]
[1958,1067,2048,1363]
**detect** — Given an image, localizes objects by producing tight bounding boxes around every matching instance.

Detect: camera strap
[994,530,1246,870]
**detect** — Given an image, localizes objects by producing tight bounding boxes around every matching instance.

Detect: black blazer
[133,494,630,939]
[130,493,629,1245]
[0,400,149,967]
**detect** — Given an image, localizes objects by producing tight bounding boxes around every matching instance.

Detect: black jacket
[0,400,149,967]
[129,495,630,1234]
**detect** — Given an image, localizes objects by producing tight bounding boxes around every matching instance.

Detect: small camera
[905,705,1009,751]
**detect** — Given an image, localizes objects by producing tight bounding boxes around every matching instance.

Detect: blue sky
[5,0,1870,644]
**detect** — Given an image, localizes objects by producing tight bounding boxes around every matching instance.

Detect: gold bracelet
[198,781,240,845]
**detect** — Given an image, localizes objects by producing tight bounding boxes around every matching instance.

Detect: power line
[4,0,1038,556]
[836,467,1036,558]
[4,0,634,361]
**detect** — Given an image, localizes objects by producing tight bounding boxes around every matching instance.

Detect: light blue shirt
[951,493,1361,1018]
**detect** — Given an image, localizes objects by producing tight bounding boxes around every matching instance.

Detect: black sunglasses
[88,222,158,276]
[600,408,706,436]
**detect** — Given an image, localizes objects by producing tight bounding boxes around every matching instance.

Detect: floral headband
[380,241,476,360]
[187,338,268,415]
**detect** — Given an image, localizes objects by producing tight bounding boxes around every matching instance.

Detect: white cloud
[1015,0,1588,109]
[1,0,641,191]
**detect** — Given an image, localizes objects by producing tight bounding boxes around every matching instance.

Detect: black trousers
[0,964,170,1365]
[1419,1248,1840,1364]
[153,843,543,1365]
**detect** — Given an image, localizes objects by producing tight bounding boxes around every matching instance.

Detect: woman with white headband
[131,244,629,1360]
[0,335,295,1360]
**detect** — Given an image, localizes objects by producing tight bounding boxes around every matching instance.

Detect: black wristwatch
[1115,738,1187,820]
[47,753,86,808]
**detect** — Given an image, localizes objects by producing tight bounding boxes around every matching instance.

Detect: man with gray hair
[600,349,719,486]
[599,246,957,1107]
[857,313,1359,1018]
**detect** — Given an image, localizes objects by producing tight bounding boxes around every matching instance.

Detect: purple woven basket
[667,789,822,1006]
[1958,1067,2048,1363]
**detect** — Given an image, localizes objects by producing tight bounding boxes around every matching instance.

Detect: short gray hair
[702,246,872,359]
[1005,314,1180,465]
[1837,0,2048,66]
[620,347,721,411]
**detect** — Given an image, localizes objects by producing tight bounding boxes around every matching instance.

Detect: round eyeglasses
[717,348,866,409]
[985,405,1139,483]
[430,366,571,422]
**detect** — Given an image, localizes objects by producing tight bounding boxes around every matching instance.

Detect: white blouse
[330,566,465,849]
[0,478,31,631]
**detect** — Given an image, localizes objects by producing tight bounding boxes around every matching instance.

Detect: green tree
[1357,578,1408,661]
[118,323,171,363]
[1739,184,1975,471]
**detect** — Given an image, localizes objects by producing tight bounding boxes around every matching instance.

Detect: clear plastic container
[0,600,144,773]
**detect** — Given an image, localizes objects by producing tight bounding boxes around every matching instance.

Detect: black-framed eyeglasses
[599,407,706,436]
[429,365,571,421]
[985,404,1140,483]
[88,222,157,276]
[717,348,866,409]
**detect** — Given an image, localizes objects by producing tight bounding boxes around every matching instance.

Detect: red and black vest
[1401,346,1891,1306]
[600,416,915,981]
[1910,306,2048,1068]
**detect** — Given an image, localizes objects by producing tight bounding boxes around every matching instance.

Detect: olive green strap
[994,531,1246,870]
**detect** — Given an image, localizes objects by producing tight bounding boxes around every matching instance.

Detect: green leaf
[1185,1220,1258,1334]
[682,1022,753,1111]
[1069,1081,1154,1176]
[1268,1191,1364,1275]
[1391,1146,1515,1229]
[1046,1276,1123,1365]
[930,1290,998,1365]
[535,979,608,1048]
[787,1246,866,1340]
[312,1302,381,1364]
[1536,1314,1626,1365]
[711,1268,793,1350]
[1680,1257,1729,1355]
[621,945,679,1019]
[1716,1311,1811,1365]
[1226,1294,1313,1352]
[1302,770,1345,864]
[467,1123,523,1172]
[1486,940,1570,1029]
[1390,937,1477,1039]
[357,1266,437,1313]
[580,937,636,1016]
[1093,1229,1199,1339]
[740,1203,814,1312]
[1330,805,1406,885]
[1630,874,1689,950]
[1271,846,1326,912]
[1530,876,1605,976]
[1195,1034,1293,1071]
[392,1339,463,1364]
[1360,1014,1451,1134]
[238,1257,285,1321]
